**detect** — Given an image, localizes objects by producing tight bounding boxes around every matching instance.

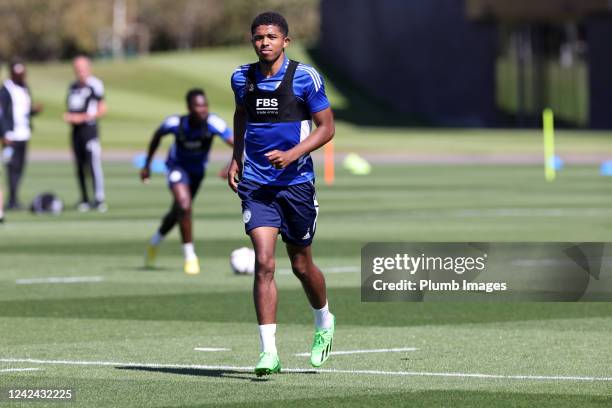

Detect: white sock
[150,231,164,246]
[313,301,333,330]
[258,324,277,354]
[182,242,197,261]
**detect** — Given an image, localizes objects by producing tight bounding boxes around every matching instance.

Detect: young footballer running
[228,12,336,375]
[142,88,233,275]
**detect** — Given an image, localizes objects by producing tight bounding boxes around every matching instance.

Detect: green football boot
[254,351,281,377]
[310,314,335,367]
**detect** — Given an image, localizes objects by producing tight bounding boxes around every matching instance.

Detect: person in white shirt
[0,60,43,210]
[0,103,4,222]
[0,132,4,223]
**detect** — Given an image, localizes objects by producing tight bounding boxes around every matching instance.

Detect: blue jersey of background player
[228,12,336,376]
[163,112,231,178]
[141,88,233,275]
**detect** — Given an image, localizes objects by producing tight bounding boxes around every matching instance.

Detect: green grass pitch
[1,46,612,406]
[1,159,612,407]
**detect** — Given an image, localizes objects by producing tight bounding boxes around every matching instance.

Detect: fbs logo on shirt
[255,98,278,113]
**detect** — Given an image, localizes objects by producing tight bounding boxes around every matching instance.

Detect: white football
[230,247,255,275]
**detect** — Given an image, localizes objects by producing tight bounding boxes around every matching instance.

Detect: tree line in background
[0,0,319,61]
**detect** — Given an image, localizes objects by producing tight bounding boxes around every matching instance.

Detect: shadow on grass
[116,365,317,382]
[117,366,265,382]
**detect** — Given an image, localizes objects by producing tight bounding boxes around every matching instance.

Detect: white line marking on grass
[448,208,612,218]
[1,358,611,382]
[511,259,576,267]
[325,266,360,273]
[278,266,359,275]
[193,348,231,352]
[0,358,253,371]
[0,368,42,373]
[512,256,612,268]
[308,369,612,382]
[295,347,418,357]
[15,276,104,285]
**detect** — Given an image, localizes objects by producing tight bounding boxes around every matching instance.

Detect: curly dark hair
[185,88,206,105]
[251,12,289,37]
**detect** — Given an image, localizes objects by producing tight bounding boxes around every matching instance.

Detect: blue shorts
[166,165,204,198]
[237,179,319,246]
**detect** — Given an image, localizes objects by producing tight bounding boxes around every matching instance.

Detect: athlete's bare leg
[286,243,327,309]
[172,183,193,243]
[249,227,279,324]
[158,183,193,243]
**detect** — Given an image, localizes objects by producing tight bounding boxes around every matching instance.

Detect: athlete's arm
[265,107,335,169]
[88,80,107,121]
[228,104,246,192]
[140,127,167,183]
[78,100,107,123]
[0,89,11,141]
[30,102,43,116]
[93,99,107,120]
[63,100,106,124]
[217,132,234,179]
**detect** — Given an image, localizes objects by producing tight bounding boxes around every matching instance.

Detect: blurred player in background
[228,12,336,376]
[64,55,107,212]
[0,60,43,211]
[0,97,3,223]
[0,136,3,223]
[141,88,233,275]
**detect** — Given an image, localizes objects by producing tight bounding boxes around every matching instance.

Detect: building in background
[319,0,612,128]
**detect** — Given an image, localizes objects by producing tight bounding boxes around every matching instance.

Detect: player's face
[251,25,289,64]
[11,64,26,86]
[73,57,91,84]
[189,95,209,122]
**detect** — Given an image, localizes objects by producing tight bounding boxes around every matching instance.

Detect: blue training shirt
[160,113,232,173]
[231,57,330,186]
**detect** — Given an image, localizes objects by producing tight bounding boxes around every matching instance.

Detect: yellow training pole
[543,108,556,182]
